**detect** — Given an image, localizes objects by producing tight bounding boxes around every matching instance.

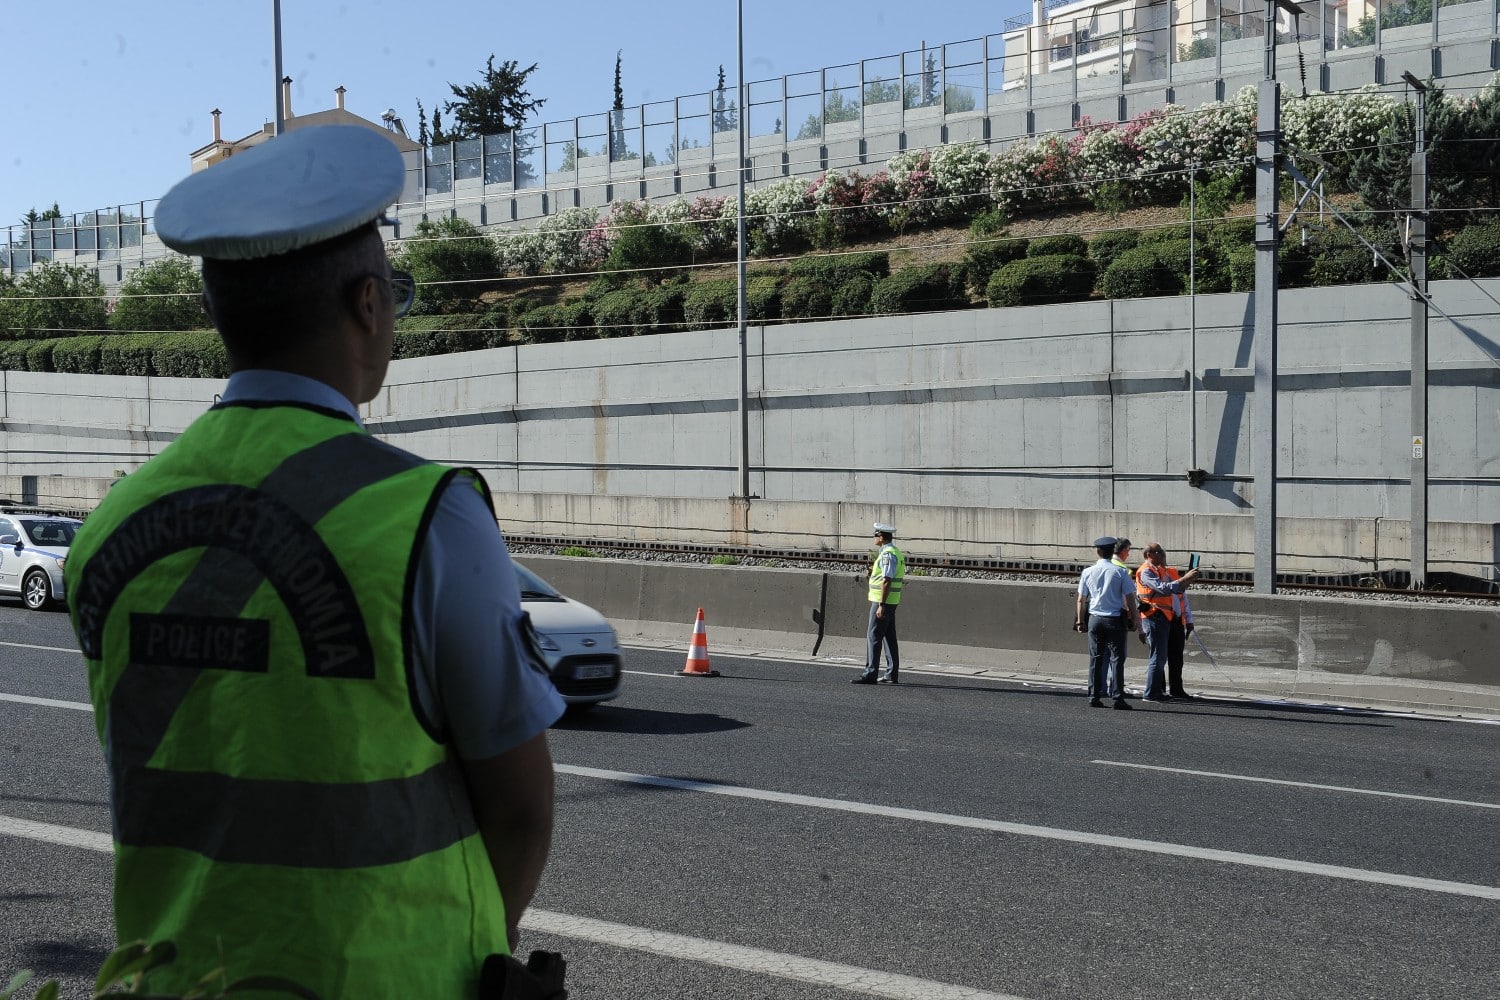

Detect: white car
[0,512,80,611]
[516,561,622,709]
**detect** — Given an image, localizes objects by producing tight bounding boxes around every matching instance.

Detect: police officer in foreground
[852,522,905,684]
[64,126,565,997]
[1074,536,1138,709]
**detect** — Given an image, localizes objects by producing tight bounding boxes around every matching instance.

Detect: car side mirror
[0,533,17,546]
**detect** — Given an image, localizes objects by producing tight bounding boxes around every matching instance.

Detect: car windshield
[514,562,563,602]
[19,519,78,547]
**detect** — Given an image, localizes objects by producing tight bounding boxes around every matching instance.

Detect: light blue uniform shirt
[1077,558,1133,617]
[220,370,565,759]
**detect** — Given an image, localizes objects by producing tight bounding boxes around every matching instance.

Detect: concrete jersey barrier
[519,554,1500,717]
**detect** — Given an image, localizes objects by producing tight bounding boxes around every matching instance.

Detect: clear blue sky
[3,1,1028,228]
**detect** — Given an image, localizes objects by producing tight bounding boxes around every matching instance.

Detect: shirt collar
[220,370,362,426]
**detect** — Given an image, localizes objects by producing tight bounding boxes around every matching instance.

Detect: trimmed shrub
[986,254,1097,307]
[746,274,782,321]
[150,332,227,378]
[780,276,835,320]
[963,235,1028,297]
[49,335,110,374]
[968,207,1008,236]
[870,264,969,315]
[631,285,687,335]
[603,221,694,280]
[24,339,57,372]
[98,334,157,375]
[392,216,504,310]
[516,303,592,344]
[1088,229,1140,274]
[786,251,890,284]
[591,288,643,336]
[1225,242,1314,292]
[830,273,875,318]
[1445,221,1500,278]
[1099,246,1182,299]
[1137,223,1192,245]
[683,278,737,328]
[0,340,32,370]
[1027,234,1088,258]
[1308,236,1387,287]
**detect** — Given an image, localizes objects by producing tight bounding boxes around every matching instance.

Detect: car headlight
[533,633,560,652]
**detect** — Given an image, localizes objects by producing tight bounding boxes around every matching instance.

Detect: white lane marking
[1092,759,1500,811]
[0,692,92,712]
[0,814,1025,1000]
[0,640,77,654]
[0,814,111,853]
[522,909,1025,1000]
[554,765,1500,902]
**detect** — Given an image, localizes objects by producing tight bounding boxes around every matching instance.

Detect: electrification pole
[1403,71,1429,590]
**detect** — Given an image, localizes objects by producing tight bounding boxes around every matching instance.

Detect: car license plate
[576,664,613,680]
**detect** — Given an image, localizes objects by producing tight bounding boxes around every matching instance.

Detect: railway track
[505,534,1500,606]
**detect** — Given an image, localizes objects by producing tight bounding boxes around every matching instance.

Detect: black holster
[478,950,568,1000]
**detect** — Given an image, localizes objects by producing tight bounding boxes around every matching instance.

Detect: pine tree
[611,50,625,161]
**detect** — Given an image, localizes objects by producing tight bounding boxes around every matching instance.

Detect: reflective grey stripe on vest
[76,430,473,866]
[116,758,477,868]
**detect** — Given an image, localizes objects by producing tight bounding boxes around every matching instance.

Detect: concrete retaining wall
[519,554,1500,715]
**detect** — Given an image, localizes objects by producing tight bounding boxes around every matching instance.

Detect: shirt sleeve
[409,477,565,760]
[877,550,896,579]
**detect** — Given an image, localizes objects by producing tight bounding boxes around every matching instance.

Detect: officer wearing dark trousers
[1075,536,1138,709]
[853,523,904,684]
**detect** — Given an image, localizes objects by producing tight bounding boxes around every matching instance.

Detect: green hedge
[682,275,781,328]
[1087,230,1140,275]
[516,302,594,344]
[0,332,231,376]
[831,273,875,318]
[1098,246,1182,299]
[1027,234,1088,258]
[870,264,969,315]
[1445,221,1500,278]
[780,276,835,320]
[786,251,890,284]
[986,255,1096,307]
[963,236,1029,297]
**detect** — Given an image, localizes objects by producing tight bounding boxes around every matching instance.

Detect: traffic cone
[679,607,720,677]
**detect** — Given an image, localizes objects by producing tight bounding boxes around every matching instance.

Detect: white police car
[0,513,81,611]
[516,561,622,709]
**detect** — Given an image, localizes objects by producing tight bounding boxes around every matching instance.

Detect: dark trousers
[861,602,899,680]
[1167,617,1188,695]
[1087,615,1127,700]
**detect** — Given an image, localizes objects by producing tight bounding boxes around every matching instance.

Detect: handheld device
[1188,552,1201,571]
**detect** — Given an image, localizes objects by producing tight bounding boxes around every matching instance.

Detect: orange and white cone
[679,607,720,677]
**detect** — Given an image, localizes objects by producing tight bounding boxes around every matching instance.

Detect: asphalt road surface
[2,600,1497,999]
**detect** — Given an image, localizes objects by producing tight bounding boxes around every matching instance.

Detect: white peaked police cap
[154,125,405,260]
[873,522,897,535]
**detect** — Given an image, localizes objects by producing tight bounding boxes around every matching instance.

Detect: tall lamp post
[272,0,285,135]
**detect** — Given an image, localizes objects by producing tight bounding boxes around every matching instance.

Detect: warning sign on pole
[1412,436,1424,460]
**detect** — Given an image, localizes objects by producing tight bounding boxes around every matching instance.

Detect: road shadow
[553,705,750,735]
[13,938,111,979]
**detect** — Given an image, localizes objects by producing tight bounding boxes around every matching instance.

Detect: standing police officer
[852,522,905,684]
[1074,536,1138,709]
[65,126,564,997]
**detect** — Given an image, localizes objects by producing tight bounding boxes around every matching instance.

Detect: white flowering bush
[1136,90,1255,197]
[1282,85,1398,188]
[989,134,1076,212]
[499,206,599,274]
[739,177,815,254]
[928,143,994,218]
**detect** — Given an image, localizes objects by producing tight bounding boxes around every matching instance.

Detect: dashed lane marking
[1092,759,1500,810]
[554,764,1500,902]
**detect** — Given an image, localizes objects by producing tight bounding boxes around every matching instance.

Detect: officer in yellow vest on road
[852,522,906,684]
[64,126,565,998]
